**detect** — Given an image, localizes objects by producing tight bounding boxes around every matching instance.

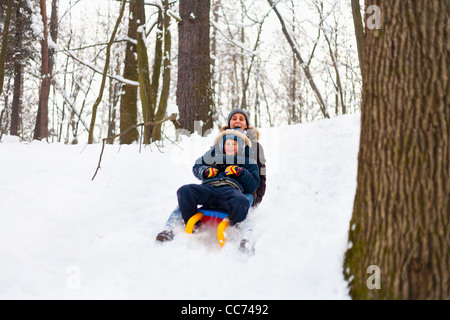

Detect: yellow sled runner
[185,209,230,247]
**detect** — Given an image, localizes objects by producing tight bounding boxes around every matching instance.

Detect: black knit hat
[227,109,249,128]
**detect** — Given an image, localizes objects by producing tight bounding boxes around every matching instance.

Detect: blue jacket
[192,130,260,194]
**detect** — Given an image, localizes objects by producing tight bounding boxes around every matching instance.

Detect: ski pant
[177,184,252,225]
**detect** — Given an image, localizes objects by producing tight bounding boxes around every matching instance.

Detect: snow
[0,113,360,299]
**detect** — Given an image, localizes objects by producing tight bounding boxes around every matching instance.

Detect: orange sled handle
[185,212,204,234]
[217,218,230,247]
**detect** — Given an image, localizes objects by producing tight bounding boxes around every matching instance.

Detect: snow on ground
[0,113,360,299]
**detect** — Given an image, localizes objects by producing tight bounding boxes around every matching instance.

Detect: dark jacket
[193,130,260,195]
[220,126,266,207]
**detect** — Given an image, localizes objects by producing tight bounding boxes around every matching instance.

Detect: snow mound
[0,113,360,299]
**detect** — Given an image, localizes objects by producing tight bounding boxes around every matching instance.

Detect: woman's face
[229,113,248,130]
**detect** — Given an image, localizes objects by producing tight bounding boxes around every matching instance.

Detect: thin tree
[152,0,172,142]
[344,0,449,300]
[267,0,329,119]
[88,0,126,144]
[351,0,364,72]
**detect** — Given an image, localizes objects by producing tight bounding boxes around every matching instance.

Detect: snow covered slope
[0,113,360,299]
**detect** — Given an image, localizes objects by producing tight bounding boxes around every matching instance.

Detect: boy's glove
[204,167,219,178]
[225,165,243,177]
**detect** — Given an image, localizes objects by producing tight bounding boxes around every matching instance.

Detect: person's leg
[156,206,182,242]
[177,184,215,223]
[163,206,182,230]
[219,187,251,225]
[244,193,254,206]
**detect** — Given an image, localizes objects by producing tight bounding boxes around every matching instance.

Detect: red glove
[225,165,243,177]
[204,167,219,178]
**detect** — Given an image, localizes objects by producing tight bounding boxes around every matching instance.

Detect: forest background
[0,0,361,144]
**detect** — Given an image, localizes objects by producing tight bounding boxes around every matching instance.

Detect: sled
[185,209,230,247]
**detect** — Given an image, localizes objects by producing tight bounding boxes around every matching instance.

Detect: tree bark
[120,0,139,144]
[0,0,13,98]
[88,0,126,144]
[177,0,213,134]
[149,8,163,136]
[135,0,154,144]
[344,0,449,300]
[152,0,172,142]
[10,63,23,136]
[351,0,364,73]
[10,1,24,136]
[49,0,58,75]
[33,0,51,140]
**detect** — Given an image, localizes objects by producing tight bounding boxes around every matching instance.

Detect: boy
[177,129,260,225]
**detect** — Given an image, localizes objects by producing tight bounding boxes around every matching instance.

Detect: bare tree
[267,0,330,119]
[88,0,126,144]
[152,0,172,142]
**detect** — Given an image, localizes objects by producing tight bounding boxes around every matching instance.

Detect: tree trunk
[48,0,58,78]
[120,0,139,144]
[0,0,13,98]
[344,0,450,300]
[10,63,23,136]
[177,0,213,134]
[351,0,364,73]
[107,60,121,144]
[149,8,163,138]
[33,0,51,140]
[152,0,172,142]
[135,0,154,144]
[10,1,25,136]
[324,29,346,115]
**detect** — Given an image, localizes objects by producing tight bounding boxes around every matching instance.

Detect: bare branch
[267,0,330,118]
[91,113,178,181]
[60,48,139,87]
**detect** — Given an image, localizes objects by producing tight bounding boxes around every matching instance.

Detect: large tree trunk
[177,0,213,134]
[0,0,13,98]
[10,1,25,136]
[135,0,154,144]
[120,0,139,144]
[344,0,450,300]
[33,0,51,140]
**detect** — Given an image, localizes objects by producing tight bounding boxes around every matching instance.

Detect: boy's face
[229,113,247,130]
[224,139,238,155]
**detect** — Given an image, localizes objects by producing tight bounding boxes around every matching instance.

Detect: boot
[156,229,174,242]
